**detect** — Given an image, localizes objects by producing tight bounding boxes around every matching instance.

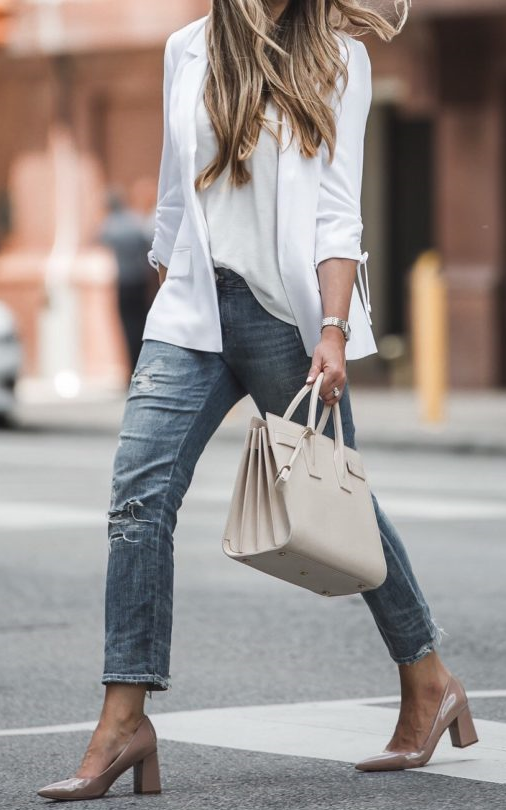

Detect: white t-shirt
[195,97,297,326]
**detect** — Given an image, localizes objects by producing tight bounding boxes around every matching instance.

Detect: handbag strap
[281,373,349,489]
[282,373,330,432]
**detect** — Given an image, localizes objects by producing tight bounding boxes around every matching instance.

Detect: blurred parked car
[0,301,22,422]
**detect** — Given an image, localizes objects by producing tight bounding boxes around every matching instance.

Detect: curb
[217,423,506,457]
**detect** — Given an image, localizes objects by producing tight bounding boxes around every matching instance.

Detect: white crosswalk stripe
[2,693,506,784]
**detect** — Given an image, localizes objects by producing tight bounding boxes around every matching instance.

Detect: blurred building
[0,0,209,389]
[0,0,504,389]
[362,0,506,389]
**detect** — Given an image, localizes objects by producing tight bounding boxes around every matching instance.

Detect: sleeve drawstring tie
[356,251,372,325]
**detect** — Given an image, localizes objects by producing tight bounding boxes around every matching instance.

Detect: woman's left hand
[306,329,347,404]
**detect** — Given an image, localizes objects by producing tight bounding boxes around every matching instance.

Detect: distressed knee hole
[108,498,150,524]
[108,530,141,551]
[131,365,158,392]
[107,498,153,552]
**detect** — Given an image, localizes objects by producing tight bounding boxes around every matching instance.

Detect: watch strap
[321,316,351,341]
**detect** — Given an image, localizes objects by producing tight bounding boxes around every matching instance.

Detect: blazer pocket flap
[346,457,366,480]
[169,249,192,278]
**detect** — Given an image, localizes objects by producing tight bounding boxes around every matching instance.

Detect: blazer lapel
[173,19,318,287]
[277,118,300,269]
[176,25,208,160]
[173,24,213,268]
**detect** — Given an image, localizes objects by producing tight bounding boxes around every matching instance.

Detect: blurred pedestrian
[129,175,158,244]
[38,0,478,801]
[129,175,160,305]
[98,188,151,375]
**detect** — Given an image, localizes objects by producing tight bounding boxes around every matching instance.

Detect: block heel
[449,704,479,748]
[134,749,162,794]
[355,674,479,772]
[37,715,161,800]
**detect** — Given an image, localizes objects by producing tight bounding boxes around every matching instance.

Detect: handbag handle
[281,373,349,488]
[282,373,330,431]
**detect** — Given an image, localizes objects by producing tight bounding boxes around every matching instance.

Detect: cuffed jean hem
[390,622,447,666]
[101,673,170,694]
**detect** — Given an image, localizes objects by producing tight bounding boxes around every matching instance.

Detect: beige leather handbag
[222,373,387,596]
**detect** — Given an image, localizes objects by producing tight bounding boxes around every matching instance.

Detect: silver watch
[321,316,351,341]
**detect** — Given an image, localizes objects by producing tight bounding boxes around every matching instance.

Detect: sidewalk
[338,388,506,455]
[7,380,506,455]
[223,388,506,455]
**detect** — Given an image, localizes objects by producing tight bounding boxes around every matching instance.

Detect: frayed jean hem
[391,623,448,666]
[101,672,171,697]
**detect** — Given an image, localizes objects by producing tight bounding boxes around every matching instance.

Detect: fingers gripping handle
[307,372,325,429]
[280,373,349,489]
[282,373,335,432]
[282,373,329,430]
[282,376,318,422]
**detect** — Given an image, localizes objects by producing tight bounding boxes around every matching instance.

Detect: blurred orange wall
[1,1,505,388]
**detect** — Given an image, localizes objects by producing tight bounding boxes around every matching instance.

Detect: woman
[38,0,478,800]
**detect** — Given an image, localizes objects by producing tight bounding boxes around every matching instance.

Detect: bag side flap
[249,415,268,430]
[273,431,297,449]
[345,449,367,481]
[265,413,306,473]
[266,412,323,479]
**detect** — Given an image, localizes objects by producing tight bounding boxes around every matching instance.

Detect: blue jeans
[103,268,441,691]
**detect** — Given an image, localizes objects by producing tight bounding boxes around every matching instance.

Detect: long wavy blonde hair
[195,0,409,191]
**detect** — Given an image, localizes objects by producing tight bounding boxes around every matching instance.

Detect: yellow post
[409,250,447,423]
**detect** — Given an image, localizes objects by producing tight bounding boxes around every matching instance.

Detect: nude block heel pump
[449,704,479,748]
[133,749,162,794]
[37,715,162,801]
[355,674,479,772]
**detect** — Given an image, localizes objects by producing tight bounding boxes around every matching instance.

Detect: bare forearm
[317,257,356,321]
[158,263,168,286]
[305,257,355,401]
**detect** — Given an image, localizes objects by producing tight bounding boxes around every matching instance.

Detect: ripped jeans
[103,268,442,691]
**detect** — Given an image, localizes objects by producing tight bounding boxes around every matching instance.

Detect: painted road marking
[0,503,104,529]
[185,490,506,521]
[2,491,506,532]
[378,495,506,521]
[2,692,506,784]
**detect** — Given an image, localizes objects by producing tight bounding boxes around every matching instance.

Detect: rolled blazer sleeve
[148,35,185,272]
[314,39,372,267]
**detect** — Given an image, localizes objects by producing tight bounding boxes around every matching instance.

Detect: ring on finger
[332,386,340,398]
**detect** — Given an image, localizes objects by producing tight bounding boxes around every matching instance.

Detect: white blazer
[143,16,377,360]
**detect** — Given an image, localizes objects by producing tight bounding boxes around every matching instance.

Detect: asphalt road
[1,398,505,810]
